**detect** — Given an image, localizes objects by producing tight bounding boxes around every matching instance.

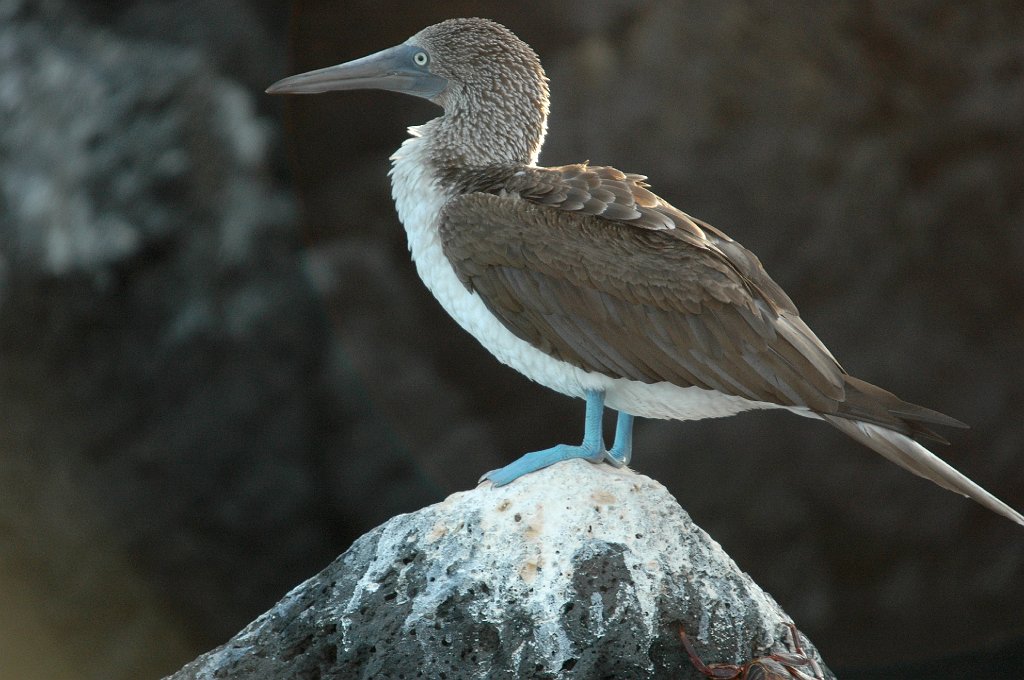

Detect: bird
[267,17,1023,526]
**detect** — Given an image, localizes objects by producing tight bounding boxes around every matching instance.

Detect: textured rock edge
[167,459,833,679]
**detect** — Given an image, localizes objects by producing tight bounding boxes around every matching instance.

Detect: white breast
[388,130,781,422]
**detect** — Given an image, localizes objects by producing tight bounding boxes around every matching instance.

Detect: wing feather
[440,192,846,411]
[440,165,965,439]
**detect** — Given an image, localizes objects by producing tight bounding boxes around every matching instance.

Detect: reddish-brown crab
[678,622,825,680]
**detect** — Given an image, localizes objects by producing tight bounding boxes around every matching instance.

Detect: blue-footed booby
[267,18,1024,526]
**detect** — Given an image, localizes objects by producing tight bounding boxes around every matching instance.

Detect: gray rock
[166,460,833,680]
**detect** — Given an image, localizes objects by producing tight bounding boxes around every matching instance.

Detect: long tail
[824,414,1024,527]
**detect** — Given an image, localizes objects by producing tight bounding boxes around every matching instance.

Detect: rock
[166,460,834,680]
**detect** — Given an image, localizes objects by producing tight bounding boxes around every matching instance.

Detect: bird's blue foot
[480,390,637,486]
[481,441,606,486]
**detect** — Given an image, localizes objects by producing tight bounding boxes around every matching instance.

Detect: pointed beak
[266,43,446,101]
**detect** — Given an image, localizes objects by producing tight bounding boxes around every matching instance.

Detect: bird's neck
[423,92,548,170]
[388,100,547,253]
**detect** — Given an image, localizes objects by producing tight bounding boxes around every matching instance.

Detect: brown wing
[446,163,727,244]
[504,164,686,232]
[446,163,802,312]
[439,191,847,413]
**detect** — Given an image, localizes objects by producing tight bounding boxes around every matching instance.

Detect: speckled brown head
[267,18,550,165]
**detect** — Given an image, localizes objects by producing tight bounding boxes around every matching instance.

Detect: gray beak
[266,43,446,101]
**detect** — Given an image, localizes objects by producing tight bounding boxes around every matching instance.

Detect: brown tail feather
[837,375,967,445]
[823,414,1024,527]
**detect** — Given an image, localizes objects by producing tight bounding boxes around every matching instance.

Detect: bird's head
[267,18,550,164]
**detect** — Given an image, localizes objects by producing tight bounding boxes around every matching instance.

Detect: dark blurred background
[1,0,1022,678]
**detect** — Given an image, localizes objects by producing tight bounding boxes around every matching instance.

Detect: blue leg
[607,411,634,467]
[482,390,608,486]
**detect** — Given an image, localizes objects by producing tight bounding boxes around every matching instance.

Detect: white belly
[389,132,781,422]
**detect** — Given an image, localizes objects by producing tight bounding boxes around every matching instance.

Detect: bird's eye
[413,51,429,67]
